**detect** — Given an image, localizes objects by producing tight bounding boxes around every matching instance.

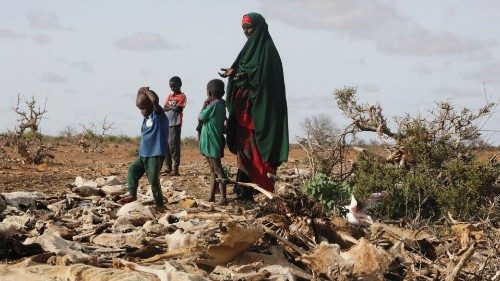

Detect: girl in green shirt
[198,79,227,205]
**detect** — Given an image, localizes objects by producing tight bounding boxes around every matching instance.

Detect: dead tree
[333,86,495,167]
[9,94,54,164]
[78,116,114,153]
[297,114,356,179]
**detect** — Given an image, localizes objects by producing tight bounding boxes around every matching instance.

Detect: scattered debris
[0,174,499,280]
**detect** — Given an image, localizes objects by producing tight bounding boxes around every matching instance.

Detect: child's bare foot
[216,198,228,206]
[117,195,136,205]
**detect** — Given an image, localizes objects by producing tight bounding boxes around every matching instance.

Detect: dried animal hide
[72,186,104,197]
[369,222,434,244]
[91,231,147,249]
[140,220,169,236]
[340,238,394,279]
[300,242,354,278]
[0,262,157,281]
[95,176,122,187]
[101,185,127,196]
[115,202,154,227]
[24,233,91,264]
[116,259,209,281]
[158,212,213,232]
[196,221,264,266]
[232,246,313,280]
[40,221,75,240]
[1,213,36,233]
[165,229,198,251]
[74,176,98,188]
[1,191,47,209]
[0,223,18,237]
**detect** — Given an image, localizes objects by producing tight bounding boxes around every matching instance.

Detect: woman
[219,13,289,200]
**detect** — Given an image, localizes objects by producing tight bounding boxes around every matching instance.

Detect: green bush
[222,164,233,179]
[353,156,440,220]
[302,172,352,215]
[353,154,498,221]
[438,159,498,220]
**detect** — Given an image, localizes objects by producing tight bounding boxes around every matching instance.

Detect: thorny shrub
[301,86,499,222]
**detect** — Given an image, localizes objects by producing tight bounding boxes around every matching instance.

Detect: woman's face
[242,23,254,38]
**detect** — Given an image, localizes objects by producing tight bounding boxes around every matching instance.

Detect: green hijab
[226,12,289,164]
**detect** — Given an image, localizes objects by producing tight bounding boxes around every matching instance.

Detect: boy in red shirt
[163,76,186,176]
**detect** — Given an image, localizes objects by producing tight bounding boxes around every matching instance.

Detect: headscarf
[226,12,289,164]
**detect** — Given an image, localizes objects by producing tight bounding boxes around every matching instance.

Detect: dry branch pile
[1,170,498,281]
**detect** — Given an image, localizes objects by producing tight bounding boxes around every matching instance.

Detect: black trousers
[165,124,181,172]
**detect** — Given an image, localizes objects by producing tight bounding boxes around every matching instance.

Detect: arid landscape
[0,140,307,199]
[1,137,499,280]
[2,1,500,280]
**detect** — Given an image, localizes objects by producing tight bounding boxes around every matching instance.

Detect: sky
[1,0,499,144]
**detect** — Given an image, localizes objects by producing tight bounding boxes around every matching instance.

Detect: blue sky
[1,1,499,144]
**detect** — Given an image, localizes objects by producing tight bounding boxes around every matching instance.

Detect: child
[118,87,168,211]
[163,76,187,176]
[198,79,227,205]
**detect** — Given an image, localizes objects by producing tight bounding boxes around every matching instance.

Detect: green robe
[198,100,226,158]
[226,12,289,165]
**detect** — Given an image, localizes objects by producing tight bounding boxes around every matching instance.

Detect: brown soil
[0,141,307,200]
[1,140,496,200]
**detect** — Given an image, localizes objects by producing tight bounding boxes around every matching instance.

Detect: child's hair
[169,76,182,86]
[136,93,151,108]
[207,79,225,99]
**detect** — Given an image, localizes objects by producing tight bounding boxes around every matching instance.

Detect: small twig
[445,243,476,281]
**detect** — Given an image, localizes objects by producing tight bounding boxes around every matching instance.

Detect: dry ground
[0,140,307,200]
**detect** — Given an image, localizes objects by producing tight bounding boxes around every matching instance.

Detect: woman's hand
[234,72,247,81]
[219,68,235,78]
